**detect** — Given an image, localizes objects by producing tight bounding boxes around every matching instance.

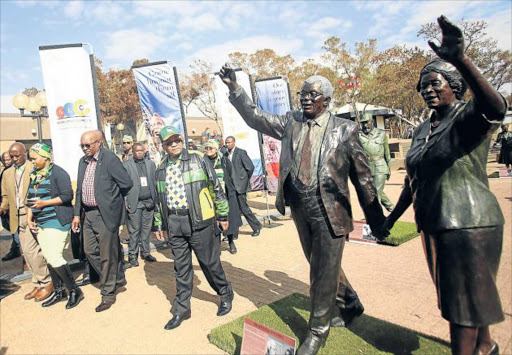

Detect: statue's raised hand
[219,63,239,91]
[428,15,465,64]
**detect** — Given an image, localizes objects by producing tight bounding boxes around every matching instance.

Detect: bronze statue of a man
[219,66,387,355]
[358,113,394,212]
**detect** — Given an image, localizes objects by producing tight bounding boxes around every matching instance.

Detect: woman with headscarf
[26,143,84,309]
[204,139,241,254]
[385,16,506,355]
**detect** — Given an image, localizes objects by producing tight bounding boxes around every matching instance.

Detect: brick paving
[0,160,510,354]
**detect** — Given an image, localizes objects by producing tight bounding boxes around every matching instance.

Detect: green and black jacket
[153,149,229,232]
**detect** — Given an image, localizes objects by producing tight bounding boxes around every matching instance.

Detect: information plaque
[241,318,296,355]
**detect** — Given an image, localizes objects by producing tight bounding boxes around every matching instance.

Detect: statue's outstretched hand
[428,15,465,64]
[219,63,239,91]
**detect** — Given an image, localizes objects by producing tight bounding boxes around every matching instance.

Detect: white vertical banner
[39,44,99,180]
[255,77,291,193]
[215,70,265,191]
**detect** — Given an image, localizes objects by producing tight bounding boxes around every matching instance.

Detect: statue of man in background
[359,113,394,212]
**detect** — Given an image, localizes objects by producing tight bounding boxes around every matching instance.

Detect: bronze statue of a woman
[385,15,506,355]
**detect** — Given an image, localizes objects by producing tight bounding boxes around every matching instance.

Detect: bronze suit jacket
[230,88,385,236]
[0,161,33,233]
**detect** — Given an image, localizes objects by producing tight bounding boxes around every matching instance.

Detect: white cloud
[177,42,193,50]
[480,11,512,51]
[1,95,19,113]
[133,1,200,18]
[91,2,131,24]
[64,0,84,19]
[104,29,165,62]
[177,13,223,32]
[182,35,303,73]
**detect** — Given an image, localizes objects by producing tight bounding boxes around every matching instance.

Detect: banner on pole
[255,77,291,193]
[39,43,100,180]
[132,61,186,163]
[215,70,265,191]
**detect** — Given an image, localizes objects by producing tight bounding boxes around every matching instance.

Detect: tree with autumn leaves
[24,19,510,139]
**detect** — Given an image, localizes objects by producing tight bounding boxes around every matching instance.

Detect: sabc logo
[56,99,90,119]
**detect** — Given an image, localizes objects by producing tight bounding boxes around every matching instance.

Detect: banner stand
[254,76,293,227]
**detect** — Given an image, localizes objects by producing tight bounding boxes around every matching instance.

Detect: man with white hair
[220,65,387,355]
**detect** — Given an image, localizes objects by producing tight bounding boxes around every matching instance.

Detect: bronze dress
[402,99,505,327]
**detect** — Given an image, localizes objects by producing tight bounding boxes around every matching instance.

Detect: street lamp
[12,91,49,143]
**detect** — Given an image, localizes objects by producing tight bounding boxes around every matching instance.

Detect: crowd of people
[0,15,508,355]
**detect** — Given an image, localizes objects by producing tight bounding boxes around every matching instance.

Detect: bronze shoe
[34,284,54,302]
[24,287,39,300]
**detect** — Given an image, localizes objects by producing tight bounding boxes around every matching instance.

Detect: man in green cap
[154,126,234,330]
[359,113,394,212]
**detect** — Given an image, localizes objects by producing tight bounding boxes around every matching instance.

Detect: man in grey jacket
[220,65,387,355]
[123,143,157,266]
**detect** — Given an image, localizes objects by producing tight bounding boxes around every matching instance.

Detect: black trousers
[127,202,153,257]
[83,209,126,302]
[287,184,360,340]
[168,214,233,316]
[236,193,261,232]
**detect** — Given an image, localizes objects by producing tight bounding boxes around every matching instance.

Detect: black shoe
[1,248,21,261]
[340,300,364,326]
[221,236,228,242]
[251,229,260,237]
[95,300,115,312]
[129,257,139,267]
[217,299,232,316]
[75,275,91,287]
[42,288,66,307]
[229,242,237,255]
[141,254,156,262]
[66,288,84,309]
[297,333,325,355]
[164,312,191,330]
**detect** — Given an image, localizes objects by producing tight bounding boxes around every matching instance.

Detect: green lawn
[382,221,419,246]
[208,293,450,355]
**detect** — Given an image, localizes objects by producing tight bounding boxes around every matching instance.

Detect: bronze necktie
[298,120,314,183]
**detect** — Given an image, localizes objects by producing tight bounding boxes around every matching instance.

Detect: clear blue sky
[1,0,511,103]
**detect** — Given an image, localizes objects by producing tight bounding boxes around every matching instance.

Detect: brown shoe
[24,287,39,300]
[34,284,54,302]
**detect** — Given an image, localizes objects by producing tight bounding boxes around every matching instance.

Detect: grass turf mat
[208,293,450,355]
[381,221,419,246]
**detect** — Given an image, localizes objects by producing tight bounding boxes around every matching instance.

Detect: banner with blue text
[255,77,291,193]
[132,62,185,163]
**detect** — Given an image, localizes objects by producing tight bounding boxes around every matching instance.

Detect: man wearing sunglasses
[220,64,388,355]
[73,130,133,312]
[154,126,234,330]
[121,135,134,162]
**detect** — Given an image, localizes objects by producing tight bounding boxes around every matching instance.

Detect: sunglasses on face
[79,140,99,149]
[163,138,183,146]
[122,142,132,145]
[297,91,323,100]
[205,147,216,151]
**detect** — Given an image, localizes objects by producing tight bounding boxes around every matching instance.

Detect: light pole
[12,91,49,143]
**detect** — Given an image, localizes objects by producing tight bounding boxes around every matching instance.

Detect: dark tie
[298,120,314,183]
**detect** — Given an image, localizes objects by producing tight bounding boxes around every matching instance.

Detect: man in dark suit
[220,65,387,355]
[224,136,262,236]
[123,143,157,267]
[72,130,133,312]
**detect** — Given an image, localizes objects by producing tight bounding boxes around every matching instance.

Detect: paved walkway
[0,161,510,354]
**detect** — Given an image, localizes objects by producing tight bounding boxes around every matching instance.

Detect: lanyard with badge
[137,162,148,187]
